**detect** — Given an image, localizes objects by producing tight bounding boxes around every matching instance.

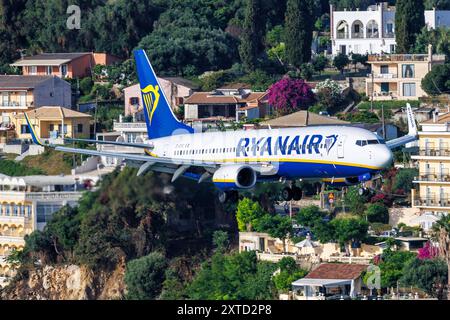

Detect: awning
[11,59,71,67]
[292,278,352,287]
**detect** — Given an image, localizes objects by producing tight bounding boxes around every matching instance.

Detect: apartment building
[411,113,450,229]
[331,2,450,55]
[365,49,446,101]
[0,173,100,287]
[11,52,122,79]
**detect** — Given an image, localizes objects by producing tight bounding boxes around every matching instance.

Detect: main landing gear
[218,190,239,203]
[281,184,303,201]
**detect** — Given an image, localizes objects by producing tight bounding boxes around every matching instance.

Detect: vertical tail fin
[134,49,194,139]
[406,103,418,137]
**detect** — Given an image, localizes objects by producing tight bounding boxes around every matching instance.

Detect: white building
[331,2,450,55]
[0,173,101,286]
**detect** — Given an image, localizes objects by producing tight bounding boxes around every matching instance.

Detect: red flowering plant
[267,77,315,115]
[417,241,439,260]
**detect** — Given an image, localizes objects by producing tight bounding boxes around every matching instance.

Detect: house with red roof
[292,263,369,299]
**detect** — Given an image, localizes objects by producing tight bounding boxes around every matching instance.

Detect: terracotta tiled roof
[260,111,349,127]
[305,263,368,280]
[184,92,267,105]
[422,112,450,124]
[19,106,92,119]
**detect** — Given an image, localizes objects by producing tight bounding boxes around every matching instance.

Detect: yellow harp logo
[141,84,160,125]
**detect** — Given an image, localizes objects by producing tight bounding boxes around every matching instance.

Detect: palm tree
[433,215,450,300]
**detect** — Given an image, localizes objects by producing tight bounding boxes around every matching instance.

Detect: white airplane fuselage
[148,125,393,182]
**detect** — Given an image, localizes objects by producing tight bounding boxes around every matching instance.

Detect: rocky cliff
[0,261,126,300]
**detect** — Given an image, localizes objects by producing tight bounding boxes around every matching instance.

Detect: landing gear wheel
[358,187,370,196]
[281,187,293,201]
[292,187,303,201]
[229,190,239,203]
[218,191,227,203]
[218,190,239,203]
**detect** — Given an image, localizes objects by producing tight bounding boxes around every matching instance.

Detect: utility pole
[93,90,98,139]
[371,71,374,112]
[381,104,386,140]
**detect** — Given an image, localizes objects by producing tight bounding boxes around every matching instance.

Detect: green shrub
[79,77,94,96]
[125,252,168,300]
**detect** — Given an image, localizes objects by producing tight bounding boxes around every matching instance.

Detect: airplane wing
[24,113,276,180]
[386,103,418,150]
[64,137,153,149]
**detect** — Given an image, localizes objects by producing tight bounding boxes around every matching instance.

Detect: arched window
[336,21,349,39]
[367,20,379,38]
[351,20,364,38]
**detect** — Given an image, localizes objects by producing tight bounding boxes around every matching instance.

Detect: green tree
[395,0,425,53]
[421,63,450,95]
[187,250,277,300]
[376,249,416,288]
[236,198,266,232]
[400,258,448,299]
[79,77,94,96]
[273,257,307,293]
[433,215,450,300]
[285,0,314,68]
[344,187,367,215]
[333,53,349,74]
[330,217,368,247]
[239,0,264,72]
[392,168,419,194]
[125,252,168,300]
[255,214,293,252]
[312,54,328,73]
[212,230,230,253]
[365,203,389,224]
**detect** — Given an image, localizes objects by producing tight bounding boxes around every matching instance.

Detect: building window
[130,97,139,105]
[336,21,349,39]
[366,20,379,38]
[402,64,415,78]
[21,124,30,134]
[339,45,346,55]
[36,204,63,223]
[380,65,389,74]
[386,22,394,36]
[50,124,55,131]
[28,66,37,75]
[403,83,416,97]
[390,44,396,54]
[381,83,389,93]
[46,66,52,75]
[77,123,83,133]
[61,64,68,77]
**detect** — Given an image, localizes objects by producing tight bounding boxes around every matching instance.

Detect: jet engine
[212,165,257,190]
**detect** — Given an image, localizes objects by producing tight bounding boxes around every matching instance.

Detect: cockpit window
[356,140,367,146]
[367,139,379,145]
[378,138,386,144]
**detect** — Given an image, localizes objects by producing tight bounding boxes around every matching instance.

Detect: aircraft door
[337,136,346,159]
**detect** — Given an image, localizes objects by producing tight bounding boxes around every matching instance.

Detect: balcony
[113,121,147,133]
[0,102,31,109]
[0,216,26,226]
[336,32,349,39]
[414,196,450,208]
[373,73,397,79]
[415,171,450,183]
[385,32,395,38]
[0,235,25,246]
[368,54,446,62]
[351,31,364,39]
[418,148,450,157]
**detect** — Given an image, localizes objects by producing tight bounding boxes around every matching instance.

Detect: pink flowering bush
[417,241,440,260]
[268,77,314,115]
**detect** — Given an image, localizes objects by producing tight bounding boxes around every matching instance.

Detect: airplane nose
[378,146,393,168]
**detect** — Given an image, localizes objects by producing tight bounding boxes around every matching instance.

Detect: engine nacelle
[212,165,257,190]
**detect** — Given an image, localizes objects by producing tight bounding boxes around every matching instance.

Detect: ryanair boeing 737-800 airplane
[25,49,418,202]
